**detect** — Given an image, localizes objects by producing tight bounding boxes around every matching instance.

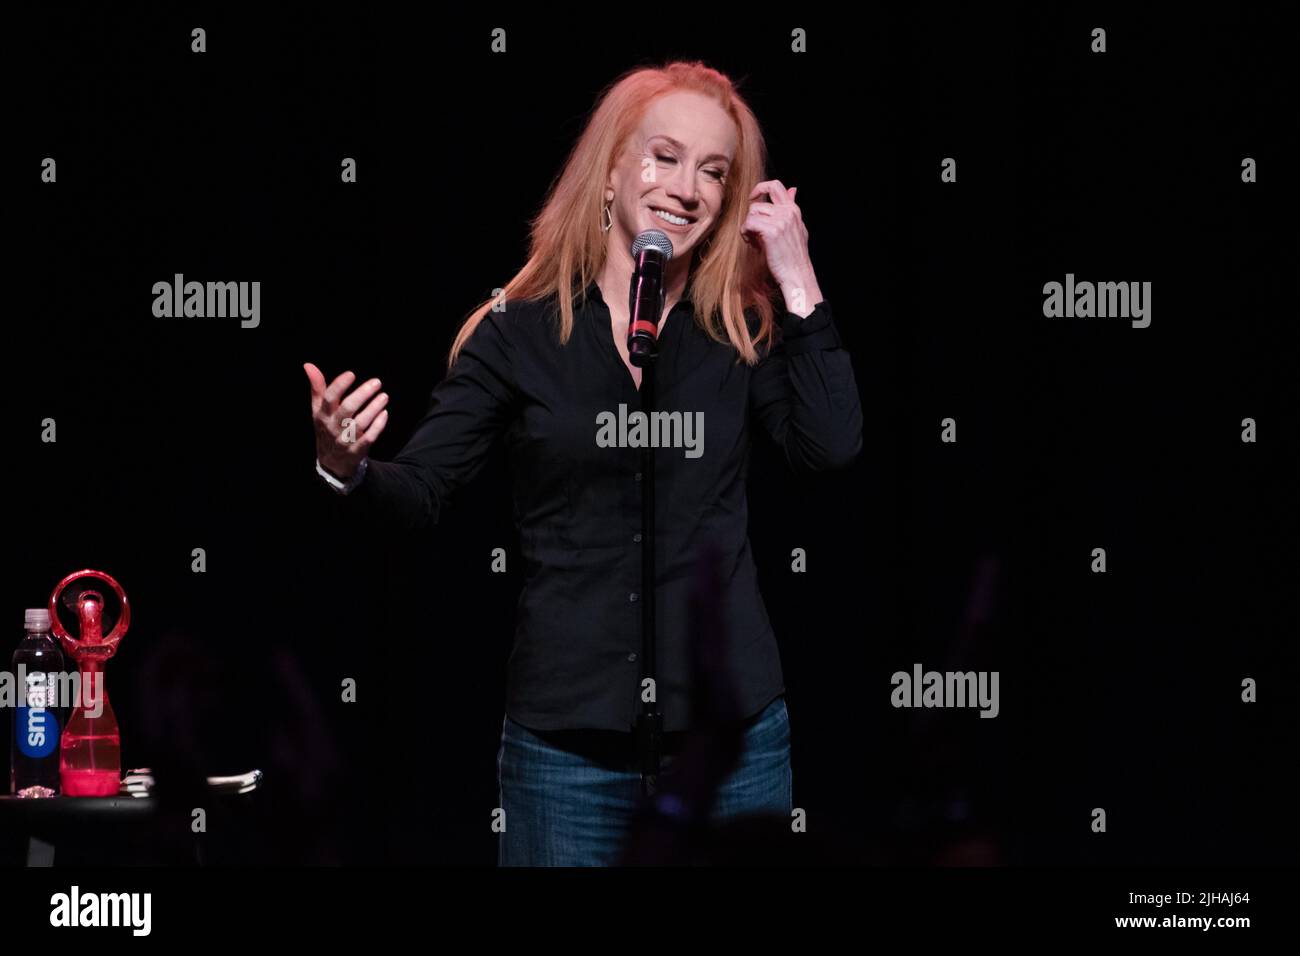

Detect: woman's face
[606,90,737,263]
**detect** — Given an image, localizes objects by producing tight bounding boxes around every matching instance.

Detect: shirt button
[629,592,638,603]
[634,471,642,482]
[633,532,642,543]
[627,652,638,663]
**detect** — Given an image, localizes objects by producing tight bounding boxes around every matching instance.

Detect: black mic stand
[628,251,664,797]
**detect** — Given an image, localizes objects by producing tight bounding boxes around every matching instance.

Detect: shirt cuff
[316,457,369,495]
[780,300,841,354]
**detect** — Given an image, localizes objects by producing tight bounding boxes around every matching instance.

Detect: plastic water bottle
[10,608,65,797]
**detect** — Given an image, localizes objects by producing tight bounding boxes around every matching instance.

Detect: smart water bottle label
[17,671,59,758]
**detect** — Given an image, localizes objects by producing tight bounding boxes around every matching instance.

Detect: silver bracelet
[316,457,368,495]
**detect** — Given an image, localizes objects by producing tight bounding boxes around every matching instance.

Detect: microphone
[627,230,674,367]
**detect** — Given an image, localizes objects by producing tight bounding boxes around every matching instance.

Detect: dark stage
[3,6,1293,931]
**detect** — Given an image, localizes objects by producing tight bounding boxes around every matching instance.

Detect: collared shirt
[335,280,862,732]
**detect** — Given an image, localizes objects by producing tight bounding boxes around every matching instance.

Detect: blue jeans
[496,695,792,866]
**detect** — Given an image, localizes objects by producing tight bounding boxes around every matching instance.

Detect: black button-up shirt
[344,281,862,732]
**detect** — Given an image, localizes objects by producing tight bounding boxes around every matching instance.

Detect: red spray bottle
[47,570,130,797]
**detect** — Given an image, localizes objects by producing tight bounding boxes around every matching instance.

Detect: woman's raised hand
[303,362,390,481]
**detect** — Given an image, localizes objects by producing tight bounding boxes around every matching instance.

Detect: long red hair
[447,60,778,370]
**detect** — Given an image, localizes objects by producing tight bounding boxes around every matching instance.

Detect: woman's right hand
[303,362,390,482]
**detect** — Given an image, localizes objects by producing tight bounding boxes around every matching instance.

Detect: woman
[304,61,863,865]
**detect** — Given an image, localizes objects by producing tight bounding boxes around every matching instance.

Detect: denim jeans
[496,695,792,866]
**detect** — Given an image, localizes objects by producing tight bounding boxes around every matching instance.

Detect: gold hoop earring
[601,203,613,232]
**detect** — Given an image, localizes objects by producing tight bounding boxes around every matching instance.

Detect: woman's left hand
[741,180,824,316]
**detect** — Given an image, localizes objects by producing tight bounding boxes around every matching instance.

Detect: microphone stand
[628,250,665,797]
[635,356,661,796]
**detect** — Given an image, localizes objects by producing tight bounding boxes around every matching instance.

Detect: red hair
[447,60,778,370]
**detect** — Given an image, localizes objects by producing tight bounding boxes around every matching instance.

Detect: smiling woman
[606,97,735,261]
[303,59,863,867]
[447,60,786,372]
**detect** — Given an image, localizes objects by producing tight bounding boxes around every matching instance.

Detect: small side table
[0,770,263,865]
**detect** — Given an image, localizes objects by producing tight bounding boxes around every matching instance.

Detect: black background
[6,7,1294,866]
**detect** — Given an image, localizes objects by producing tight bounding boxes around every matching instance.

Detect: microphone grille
[631,229,674,262]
